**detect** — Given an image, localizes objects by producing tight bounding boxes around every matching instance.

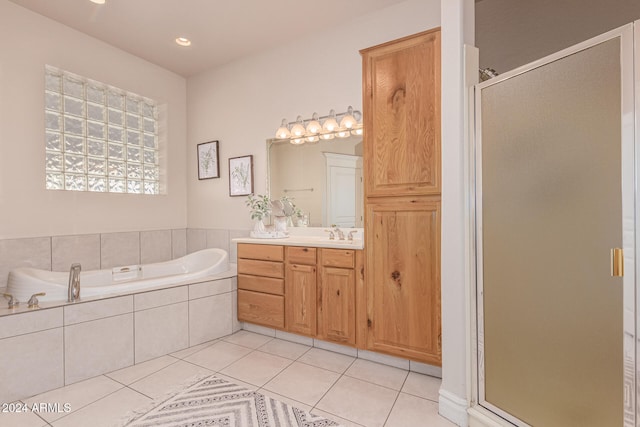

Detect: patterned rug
[122,375,342,427]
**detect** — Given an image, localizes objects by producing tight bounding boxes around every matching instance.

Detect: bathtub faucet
[67,263,81,303]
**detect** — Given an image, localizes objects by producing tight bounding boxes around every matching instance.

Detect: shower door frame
[473,23,636,427]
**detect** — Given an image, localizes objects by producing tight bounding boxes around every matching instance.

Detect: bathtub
[6,248,229,302]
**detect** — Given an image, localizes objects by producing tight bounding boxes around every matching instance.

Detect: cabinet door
[365,197,441,365]
[361,29,441,198]
[285,263,317,336]
[319,266,356,346]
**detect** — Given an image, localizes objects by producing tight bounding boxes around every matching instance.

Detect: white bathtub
[6,248,229,302]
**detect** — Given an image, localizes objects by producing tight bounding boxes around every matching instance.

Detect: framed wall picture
[229,155,253,196]
[197,141,220,179]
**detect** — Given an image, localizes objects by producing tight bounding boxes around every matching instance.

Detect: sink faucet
[68,263,81,303]
[332,225,345,240]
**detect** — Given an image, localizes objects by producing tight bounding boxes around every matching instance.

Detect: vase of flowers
[246,194,271,234]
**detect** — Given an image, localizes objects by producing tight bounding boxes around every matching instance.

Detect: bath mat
[122,375,342,427]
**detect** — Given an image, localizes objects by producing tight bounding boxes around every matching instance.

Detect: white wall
[0,1,188,239]
[476,0,640,73]
[440,0,475,425]
[186,0,441,230]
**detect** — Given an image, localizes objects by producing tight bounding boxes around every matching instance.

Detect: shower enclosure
[474,24,636,426]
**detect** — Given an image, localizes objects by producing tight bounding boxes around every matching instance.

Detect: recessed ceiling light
[90,0,106,4]
[175,37,191,47]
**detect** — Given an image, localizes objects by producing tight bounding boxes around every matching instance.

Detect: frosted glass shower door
[476,26,635,427]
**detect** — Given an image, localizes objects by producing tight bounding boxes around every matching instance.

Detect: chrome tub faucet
[68,263,81,302]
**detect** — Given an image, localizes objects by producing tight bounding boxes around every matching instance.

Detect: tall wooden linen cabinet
[360,28,441,365]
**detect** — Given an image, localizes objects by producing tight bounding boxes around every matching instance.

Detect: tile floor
[2,330,455,427]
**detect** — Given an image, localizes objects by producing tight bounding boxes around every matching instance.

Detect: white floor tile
[23,375,122,422]
[316,376,398,427]
[258,338,311,360]
[345,359,408,391]
[184,340,252,371]
[50,387,150,427]
[170,339,218,359]
[222,330,273,348]
[0,408,48,427]
[220,351,292,387]
[297,347,355,373]
[263,361,340,406]
[401,372,441,402]
[385,392,455,427]
[106,355,178,385]
[311,409,367,427]
[128,360,213,400]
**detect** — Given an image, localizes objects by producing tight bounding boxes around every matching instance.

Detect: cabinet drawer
[287,246,317,265]
[237,289,285,329]
[321,249,355,268]
[238,259,284,278]
[238,243,284,261]
[238,274,284,295]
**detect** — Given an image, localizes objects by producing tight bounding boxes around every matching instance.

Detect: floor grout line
[21,330,448,427]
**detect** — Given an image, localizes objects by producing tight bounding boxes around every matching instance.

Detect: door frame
[471,23,636,426]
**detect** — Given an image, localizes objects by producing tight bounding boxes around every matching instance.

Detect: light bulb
[336,129,350,138]
[339,106,356,129]
[175,37,191,47]
[306,135,319,143]
[305,113,321,135]
[322,109,339,132]
[290,137,305,145]
[319,130,335,140]
[351,124,364,136]
[275,118,290,139]
[290,116,306,138]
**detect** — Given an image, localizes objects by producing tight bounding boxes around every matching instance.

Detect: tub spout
[68,263,81,303]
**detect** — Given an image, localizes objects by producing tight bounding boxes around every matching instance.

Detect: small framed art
[229,155,253,196]
[197,141,220,179]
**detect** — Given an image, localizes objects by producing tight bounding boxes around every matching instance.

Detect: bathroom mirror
[267,136,364,227]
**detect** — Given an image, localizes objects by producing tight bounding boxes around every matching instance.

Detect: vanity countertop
[232,227,364,250]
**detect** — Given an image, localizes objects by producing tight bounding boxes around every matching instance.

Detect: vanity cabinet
[285,247,317,336]
[365,197,441,365]
[237,244,285,329]
[317,249,360,346]
[361,28,441,198]
[237,243,363,346]
[361,28,442,365]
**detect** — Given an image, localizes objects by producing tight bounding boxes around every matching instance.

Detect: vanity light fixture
[322,110,339,132]
[290,116,306,138]
[276,119,291,139]
[275,106,363,145]
[175,37,192,47]
[339,106,357,129]
[306,113,322,134]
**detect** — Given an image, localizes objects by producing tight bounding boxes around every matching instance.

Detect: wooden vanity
[237,242,364,348]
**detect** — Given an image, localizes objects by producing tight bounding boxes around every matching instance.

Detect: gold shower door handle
[611,248,624,277]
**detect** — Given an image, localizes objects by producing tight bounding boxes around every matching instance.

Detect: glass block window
[45,66,160,194]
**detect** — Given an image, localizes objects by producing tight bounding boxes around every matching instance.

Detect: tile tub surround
[0,227,250,290]
[0,273,239,403]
